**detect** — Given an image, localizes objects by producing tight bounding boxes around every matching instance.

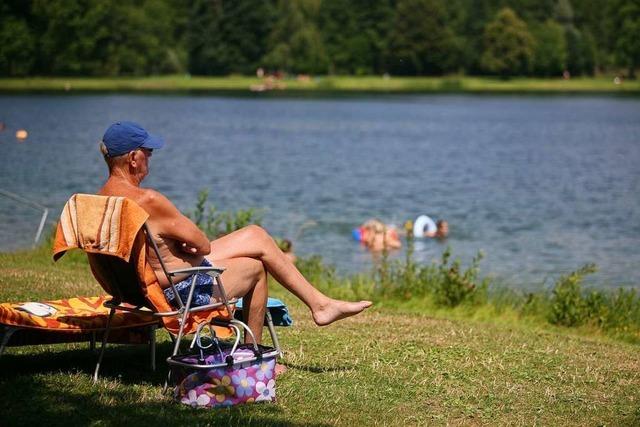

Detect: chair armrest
[167,266,226,276]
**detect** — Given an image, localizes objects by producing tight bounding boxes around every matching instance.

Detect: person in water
[426,220,449,239]
[97,121,372,345]
[412,215,449,239]
[354,219,402,251]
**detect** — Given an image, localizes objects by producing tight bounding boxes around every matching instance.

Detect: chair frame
[93,223,281,383]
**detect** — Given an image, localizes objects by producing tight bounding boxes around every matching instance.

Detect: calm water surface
[1,94,639,290]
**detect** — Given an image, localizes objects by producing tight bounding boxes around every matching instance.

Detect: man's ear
[128,150,138,168]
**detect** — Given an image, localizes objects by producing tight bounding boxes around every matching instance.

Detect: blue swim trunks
[163,259,214,307]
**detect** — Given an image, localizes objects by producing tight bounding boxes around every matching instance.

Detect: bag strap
[190,319,262,364]
[190,322,227,362]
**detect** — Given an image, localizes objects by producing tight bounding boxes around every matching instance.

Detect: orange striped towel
[0,296,156,331]
[53,194,148,262]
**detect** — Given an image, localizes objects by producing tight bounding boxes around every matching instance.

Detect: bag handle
[191,319,262,365]
[190,322,225,362]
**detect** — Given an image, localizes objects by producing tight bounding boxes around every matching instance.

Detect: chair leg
[171,275,198,357]
[264,311,282,358]
[164,277,196,394]
[149,324,157,372]
[93,307,115,383]
[163,332,177,394]
[0,326,17,358]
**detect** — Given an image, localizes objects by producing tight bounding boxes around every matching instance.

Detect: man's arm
[142,190,211,255]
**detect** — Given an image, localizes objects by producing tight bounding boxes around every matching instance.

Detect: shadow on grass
[0,343,331,427]
[0,341,175,385]
[283,362,353,374]
[0,376,326,427]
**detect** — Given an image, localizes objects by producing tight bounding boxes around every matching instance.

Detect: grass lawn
[1,246,639,426]
[0,75,639,94]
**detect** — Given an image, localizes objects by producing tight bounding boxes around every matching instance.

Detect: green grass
[1,246,639,426]
[1,75,639,94]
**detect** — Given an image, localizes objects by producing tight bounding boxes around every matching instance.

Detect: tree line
[1,0,638,78]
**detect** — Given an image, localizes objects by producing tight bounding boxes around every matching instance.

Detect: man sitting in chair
[97,121,372,346]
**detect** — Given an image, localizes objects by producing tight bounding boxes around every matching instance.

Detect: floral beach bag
[167,320,279,408]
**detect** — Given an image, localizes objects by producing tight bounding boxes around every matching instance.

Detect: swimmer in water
[425,220,449,239]
[355,219,402,251]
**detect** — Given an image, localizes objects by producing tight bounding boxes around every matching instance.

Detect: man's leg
[213,257,267,343]
[208,225,371,326]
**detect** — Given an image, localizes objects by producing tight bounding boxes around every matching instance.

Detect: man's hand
[181,242,198,254]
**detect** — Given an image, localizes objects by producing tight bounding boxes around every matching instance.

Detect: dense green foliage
[1,0,638,77]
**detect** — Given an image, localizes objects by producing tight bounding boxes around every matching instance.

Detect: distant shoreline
[1,75,639,95]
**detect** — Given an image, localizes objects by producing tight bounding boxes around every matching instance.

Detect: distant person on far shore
[353,219,402,251]
[0,121,5,132]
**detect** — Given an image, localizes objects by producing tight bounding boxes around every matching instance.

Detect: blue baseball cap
[102,121,164,157]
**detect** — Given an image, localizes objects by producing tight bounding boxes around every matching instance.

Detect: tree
[387,0,461,75]
[554,0,575,26]
[108,0,182,75]
[318,0,394,75]
[187,0,275,75]
[262,0,328,74]
[552,0,595,76]
[32,0,110,75]
[573,0,610,71]
[480,8,535,77]
[32,0,183,76]
[0,0,630,77]
[0,17,36,76]
[531,20,567,76]
[607,0,640,78]
[509,0,556,22]
[564,26,596,76]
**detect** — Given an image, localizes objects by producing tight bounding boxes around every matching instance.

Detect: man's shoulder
[99,183,178,218]
[136,189,183,220]
[137,188,171,210]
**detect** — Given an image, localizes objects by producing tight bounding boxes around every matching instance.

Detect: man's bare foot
[312,299,372,326]
[275,363,288,377]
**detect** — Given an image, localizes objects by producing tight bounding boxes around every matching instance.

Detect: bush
[595,288,640,332]
[549,263,597,327]
[549,263,640,335]
[433,247,488,307]
[370,234,487,307]
[189,189,263,238]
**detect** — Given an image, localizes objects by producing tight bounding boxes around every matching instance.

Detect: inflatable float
[413,215,436,238]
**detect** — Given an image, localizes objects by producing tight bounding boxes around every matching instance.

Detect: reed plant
[189,189,263,239]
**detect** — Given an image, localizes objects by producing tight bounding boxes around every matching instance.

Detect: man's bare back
[99,176,208,287]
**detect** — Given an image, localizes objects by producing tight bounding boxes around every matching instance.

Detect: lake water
[1,94,639,290]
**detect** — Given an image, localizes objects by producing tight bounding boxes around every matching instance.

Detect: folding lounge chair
[52,194,282,383]
[0,296,158,363]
